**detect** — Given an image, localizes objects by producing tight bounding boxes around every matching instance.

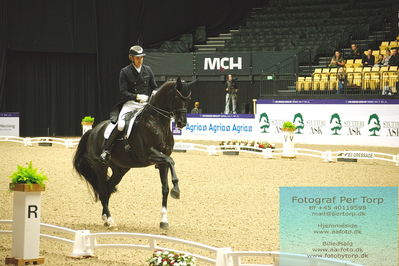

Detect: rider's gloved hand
[136,94,149,103]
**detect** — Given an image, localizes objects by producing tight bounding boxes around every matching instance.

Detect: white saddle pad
[104,108,143,139]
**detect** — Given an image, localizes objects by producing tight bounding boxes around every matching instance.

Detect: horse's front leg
[150,147,180,199]
[168,158,180,199]
[158,164,169,229]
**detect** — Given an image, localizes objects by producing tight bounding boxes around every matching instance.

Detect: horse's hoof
[170,189,180,199]
[160,222,169,229]
[102,215,117,227]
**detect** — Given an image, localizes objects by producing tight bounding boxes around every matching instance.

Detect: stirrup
[100,150,111,164]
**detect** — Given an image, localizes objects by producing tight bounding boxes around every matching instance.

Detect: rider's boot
[100,127,122,164]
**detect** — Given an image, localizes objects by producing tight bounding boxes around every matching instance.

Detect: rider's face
[132,56,144,68]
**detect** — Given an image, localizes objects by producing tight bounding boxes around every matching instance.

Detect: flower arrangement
[9,161,47,189]
[219,140,275,151]
[281,121,296,131]
[148,250,196,266]
[81,116,95,124]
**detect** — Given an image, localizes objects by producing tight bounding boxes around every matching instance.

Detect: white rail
[173,143,398,166]
[1,136,397,166]
[0,220,364,265]
[0,136,79,148]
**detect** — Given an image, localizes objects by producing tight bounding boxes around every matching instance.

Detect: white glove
[136,94,149,103]
[151,90,158,96]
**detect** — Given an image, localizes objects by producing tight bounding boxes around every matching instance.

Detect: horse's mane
[150,79,191,105]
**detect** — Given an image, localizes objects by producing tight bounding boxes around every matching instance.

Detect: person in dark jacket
[388,47,399,67]
[224,74,238,114]
[349,43,362,60]
[362,49,375,67]
[100,45,157,163]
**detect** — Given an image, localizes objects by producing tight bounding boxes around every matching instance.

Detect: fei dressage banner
[256,99,399,147]
[174,100,399,147]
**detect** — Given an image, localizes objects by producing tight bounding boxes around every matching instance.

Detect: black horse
[73,77,191,228]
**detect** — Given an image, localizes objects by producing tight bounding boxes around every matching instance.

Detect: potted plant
[281,121,296,132]
[81,116,95,135]
[81,116,95,125]
[9,161,47,192]
[148,250,196,266]
[6,161,47,265]
[281,121,296,158]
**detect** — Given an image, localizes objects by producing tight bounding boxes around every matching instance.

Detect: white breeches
[117,100,146,131]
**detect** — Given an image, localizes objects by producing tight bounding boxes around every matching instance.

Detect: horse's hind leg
[98,164,129,227]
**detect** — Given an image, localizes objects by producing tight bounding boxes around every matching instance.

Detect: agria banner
[256,99,399,147]
[173,113,256,141]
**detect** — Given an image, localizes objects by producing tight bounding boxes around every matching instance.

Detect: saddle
[104,108,143,140]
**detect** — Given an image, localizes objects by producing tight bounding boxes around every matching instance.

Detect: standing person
[362,49,375,67]
[337,67,346,94]
[329,51,345,68]
[100,45,158,164]
[190,101,202,114]
[224,74,238,114]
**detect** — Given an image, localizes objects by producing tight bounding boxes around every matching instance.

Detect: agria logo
[293,113,304,134]
[330,113,342,135]
[259,112,270,133]
[368,113,381,136]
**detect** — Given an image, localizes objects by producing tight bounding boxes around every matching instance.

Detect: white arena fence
[1,136,398,166]
[0,220,363,266]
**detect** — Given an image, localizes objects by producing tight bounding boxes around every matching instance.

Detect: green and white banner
[256,99,399,147]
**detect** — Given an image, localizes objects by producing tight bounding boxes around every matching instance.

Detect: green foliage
[9,161,47,187]
[81,116,95,123]
[282,121,296,130]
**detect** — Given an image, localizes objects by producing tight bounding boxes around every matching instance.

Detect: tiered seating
[296,39,399,94]
[222,0,396,63]
[296,66,398,93]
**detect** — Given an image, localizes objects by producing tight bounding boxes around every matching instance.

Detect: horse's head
[172,77,193,129]
[149,77,196,129]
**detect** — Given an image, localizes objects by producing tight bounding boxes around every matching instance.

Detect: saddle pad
[104,107,144,140]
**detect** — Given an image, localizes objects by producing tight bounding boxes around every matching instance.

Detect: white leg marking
[161,207,168,224]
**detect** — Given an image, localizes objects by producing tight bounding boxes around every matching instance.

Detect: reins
[146,83,191,119]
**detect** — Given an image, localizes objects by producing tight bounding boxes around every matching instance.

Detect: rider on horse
[100,45,158,164]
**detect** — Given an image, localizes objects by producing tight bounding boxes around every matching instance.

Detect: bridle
[147,83,191,119]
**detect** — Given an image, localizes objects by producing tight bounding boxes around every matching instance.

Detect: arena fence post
[23,137,32,147]
[5,184,45,265]
[395,154,399,166]
[71,230,95,257]
[263,148,273,159]
[215,247,233,266]
[207,145,217,156]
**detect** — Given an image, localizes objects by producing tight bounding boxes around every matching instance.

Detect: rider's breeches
[117,100,145,131]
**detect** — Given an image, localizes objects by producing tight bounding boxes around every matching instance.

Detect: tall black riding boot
[100,127,122,164]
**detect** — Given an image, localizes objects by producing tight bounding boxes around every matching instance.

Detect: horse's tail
[73,129,99,201]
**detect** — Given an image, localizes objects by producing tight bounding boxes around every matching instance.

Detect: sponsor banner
[174,114,255,141]
[195,52,251,75]
[0,112,20,136]
[280,187,398,266]
[339,152,374,159]
[256,99,399,147]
